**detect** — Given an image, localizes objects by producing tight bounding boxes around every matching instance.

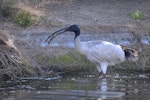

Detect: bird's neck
[74,36,86,54]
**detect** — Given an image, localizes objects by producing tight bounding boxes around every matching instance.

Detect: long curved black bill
[45,27,69,44]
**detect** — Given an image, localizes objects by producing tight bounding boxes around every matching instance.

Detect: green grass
[0,0,37,28]
[1,7,10,17]
[0,0,17,17]
[13,10,36,28]
[34,52,82,66]
[34,51,95,73]
[57,52,79,65]
[128,10,146,20]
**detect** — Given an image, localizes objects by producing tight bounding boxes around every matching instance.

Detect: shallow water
[1,73,150,100]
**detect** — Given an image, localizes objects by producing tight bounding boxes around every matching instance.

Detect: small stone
[134,89,139,94]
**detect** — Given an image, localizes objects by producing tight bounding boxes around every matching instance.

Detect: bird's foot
[98,72,106,78]
[98,72,111,78]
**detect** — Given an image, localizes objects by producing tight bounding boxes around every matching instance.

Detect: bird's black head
[67,24,80,38]
[45,24,80,44]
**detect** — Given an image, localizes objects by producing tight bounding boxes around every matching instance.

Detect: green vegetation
[57,52,79,65]
[129,10,146,20]
[0,0,17,17]
[13,10,36,28]
[1,7,10,17]
[34,51,95,74]
[0,0,36,28]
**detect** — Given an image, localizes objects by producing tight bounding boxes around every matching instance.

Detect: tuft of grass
[0,0,17,17]
[34,51,95,74]
[57,53,77,65]
[128,10,146,20]
[1,7,10,17]
[13,10,36,28]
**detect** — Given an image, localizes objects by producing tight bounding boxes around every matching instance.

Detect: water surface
[1,73,150,100]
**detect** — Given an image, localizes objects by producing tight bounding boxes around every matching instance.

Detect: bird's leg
[96,65,107,78]
[98,72,106,78]
[98,63,108,78]
[100,63,108,75]
[96,66,102,76]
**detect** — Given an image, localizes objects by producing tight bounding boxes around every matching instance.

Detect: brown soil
[15,0,150,32]
[1,0,150,32]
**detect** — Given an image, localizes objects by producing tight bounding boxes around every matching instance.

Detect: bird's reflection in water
[100,78,108,92]
[97,78,108,99]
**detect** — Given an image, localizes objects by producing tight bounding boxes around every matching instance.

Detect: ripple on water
[1,73,150,100]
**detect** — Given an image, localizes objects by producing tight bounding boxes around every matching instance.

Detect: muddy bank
[18,26,150,48]
[0,0,150,79]
[1,25,149,81]
[12,26,150,77]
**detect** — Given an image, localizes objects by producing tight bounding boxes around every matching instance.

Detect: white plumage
[46,25,138,76]
[74,37,125,75]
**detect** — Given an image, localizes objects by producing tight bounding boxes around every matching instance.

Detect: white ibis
[45,25,138,76]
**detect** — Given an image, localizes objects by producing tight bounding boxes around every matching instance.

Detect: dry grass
[136,45,150,72]
[0,33,38,81]
[32,47,95,76]
[112,45,150,73]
